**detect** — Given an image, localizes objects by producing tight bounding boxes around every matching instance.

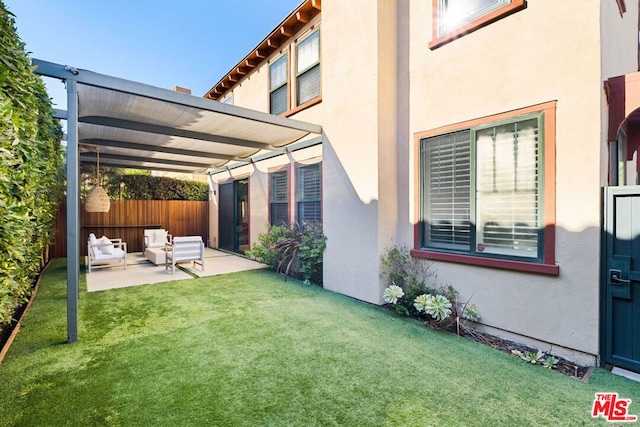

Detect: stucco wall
[206,0,640,363]
[322,0,402,303]
[406,0,633,360]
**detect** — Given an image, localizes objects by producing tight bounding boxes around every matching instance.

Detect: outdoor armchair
[165,236,204,274]
[143,229,172,252]
[87,233,127,273]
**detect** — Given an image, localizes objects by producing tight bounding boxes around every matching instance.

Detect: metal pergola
[33,59,322,342]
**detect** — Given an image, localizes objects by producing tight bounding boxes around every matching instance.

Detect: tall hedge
[0,2,64,325]
[121,175,209,201]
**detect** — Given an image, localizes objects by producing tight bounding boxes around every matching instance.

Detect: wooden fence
[49,199,209,258]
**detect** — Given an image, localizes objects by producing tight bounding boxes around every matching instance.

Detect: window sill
[283,97,322,118]
[410,249,560,276]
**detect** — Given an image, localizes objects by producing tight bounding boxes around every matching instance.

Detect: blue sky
[5,0,302,109]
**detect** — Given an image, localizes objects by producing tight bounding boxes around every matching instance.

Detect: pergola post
[66,79,80,343]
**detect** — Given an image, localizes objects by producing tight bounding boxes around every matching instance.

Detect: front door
[603,186,640,373]
[218,179,249,253]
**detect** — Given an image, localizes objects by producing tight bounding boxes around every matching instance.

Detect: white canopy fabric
[32,59,322,342]
[35,59,322,173]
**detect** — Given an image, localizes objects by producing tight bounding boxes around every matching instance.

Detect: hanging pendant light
[85,147,110,212]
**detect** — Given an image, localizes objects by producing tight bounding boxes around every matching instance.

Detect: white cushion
[88,233,101,258]
[93,248,125,261]
[153,230,167,243]
[145,229,168,248]
[99,236,114,255]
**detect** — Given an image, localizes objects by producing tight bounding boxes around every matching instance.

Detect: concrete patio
[86,248,268,292]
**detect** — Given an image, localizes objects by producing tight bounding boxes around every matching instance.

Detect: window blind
[297,31,319,74]
[296,31,320,106]
[298,164,321,224]
[475,119,539,257]
[270,55,287,90]
[270,171,288,226]
[423,130,471,249]
[270,85,287,115]
[297,64,320,105]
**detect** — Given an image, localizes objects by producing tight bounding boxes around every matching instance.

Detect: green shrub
[120,175,209,200]
[245,224,295,271]
[380,245,436,316]
[380,245,480,334]
[0,2,64,326]
[246,222,327,285]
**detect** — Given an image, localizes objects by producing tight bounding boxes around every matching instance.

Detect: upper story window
[296,30,320,106]
[430,0,526,49]
[220,94,233,105]
[269,54,288,115]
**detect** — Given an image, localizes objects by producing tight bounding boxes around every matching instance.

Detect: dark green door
[603,186,640,373]
[218,179,249,253]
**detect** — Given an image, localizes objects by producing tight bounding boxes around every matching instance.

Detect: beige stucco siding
[206,0,640,363]
[408,0,610,358]
[322,0,402,303]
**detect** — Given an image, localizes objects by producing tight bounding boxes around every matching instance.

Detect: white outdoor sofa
[165,236,204,274]
[87,233,127,273]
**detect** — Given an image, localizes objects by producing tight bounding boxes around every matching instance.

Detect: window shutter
[270,171,288,226]
[475,118,539,257]
[270,85,288,115]
[298,164,321,224]
[297,64,320,105]
[271,171,288,203]
[422,131,471,249]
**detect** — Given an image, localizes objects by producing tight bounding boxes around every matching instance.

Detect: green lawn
[0,259,638,426]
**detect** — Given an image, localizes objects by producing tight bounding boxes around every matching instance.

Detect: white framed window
[296,30,320,106]
[269,54,288,115]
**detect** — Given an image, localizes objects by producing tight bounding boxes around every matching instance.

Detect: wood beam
[245,59,257,68]
[280,26,293,37]
[255,49,266,58]
[296,11,310,24]
[236,67,248,76]
[311,0,321,10]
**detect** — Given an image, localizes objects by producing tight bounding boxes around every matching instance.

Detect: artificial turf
[0,258,638,426]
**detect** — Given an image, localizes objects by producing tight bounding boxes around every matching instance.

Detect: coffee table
[145,247,166,265]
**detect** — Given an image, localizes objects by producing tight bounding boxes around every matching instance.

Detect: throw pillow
[99,236,114,255]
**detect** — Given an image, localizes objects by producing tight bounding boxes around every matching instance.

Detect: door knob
[610,269,630,285]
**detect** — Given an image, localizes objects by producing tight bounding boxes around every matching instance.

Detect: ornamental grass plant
[0,259,638,426]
